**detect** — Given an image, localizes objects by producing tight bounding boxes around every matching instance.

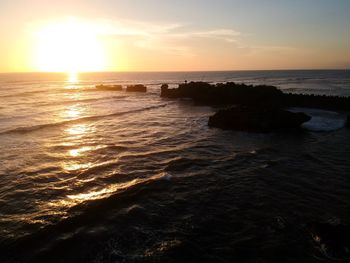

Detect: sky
[0,0,350,72]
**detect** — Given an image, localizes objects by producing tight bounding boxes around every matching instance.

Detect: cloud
[31,16,244,60]
[91,18,242,56]
[96,19,184,37]
[31,17,305,67]
[191,29,241,42]
[250,45,299,52]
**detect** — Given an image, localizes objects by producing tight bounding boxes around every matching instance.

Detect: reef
[126,84,147,92]
[96,84,123,91]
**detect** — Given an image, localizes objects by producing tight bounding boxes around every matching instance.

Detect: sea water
[0,70,350,262]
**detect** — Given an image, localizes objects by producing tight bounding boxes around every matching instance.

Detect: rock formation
[208,106,311,132]
[161,81,284,107]
[160,81,350,132]
[126,84,147,92]
[161,81,350,111]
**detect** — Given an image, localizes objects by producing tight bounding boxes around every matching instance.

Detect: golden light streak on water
[65,123,89,135]
[69,146,93,157]
[68,72,78,83]
[62,161,93,171]
[66,173,169,204]
[65,107,82,119]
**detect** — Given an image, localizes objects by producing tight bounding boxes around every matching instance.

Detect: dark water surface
[0,71,350,262]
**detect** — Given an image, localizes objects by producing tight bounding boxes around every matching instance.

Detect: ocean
[0,70,350,262]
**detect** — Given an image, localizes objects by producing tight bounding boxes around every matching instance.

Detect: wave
[0,84,129,99]
[163,156,209,172]
[0,89,48,98]
[302,116,346,132]
[67,172,172,204]
[0,103,170,135]
[0,83,172,100]
[290,108,347,132]
[48,143,127,153]
[0,172,173,261]
[37,95,127,107]
[0,86,92,99]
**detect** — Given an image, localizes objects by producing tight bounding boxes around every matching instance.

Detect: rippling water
[0,71,350,262]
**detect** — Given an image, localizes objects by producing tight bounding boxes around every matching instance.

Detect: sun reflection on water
[66,179,139,202]
[65,123,93,136]
[60,104,85,120]
[62,161,93,171]
[59,100,97,171]
[61,123,96,171]
[68,145,105,157]
[64,92,83,101]
[64,72,80,89]
[66,123,84,134]
[67,186,114,201]
[66,173,168,204]
[69,146,92,157]
[68,72,78,83]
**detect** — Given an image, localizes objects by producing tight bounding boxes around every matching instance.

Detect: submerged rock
[208,106,311,132]
[96,84,123,91]
[126,84,147,92]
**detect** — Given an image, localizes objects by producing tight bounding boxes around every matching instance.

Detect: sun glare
[68,71,78,83]
[34,18,106,73]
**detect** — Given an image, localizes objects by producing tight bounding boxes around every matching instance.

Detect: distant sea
[1,70,350,262]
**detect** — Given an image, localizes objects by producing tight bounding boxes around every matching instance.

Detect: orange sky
[1,0,350,72]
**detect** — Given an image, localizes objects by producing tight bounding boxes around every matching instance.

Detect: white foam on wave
[289,108,347,132]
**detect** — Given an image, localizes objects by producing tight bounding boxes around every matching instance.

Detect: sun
[34,18,107,74]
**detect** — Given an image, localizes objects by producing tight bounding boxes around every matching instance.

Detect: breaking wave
[0,103,170,135]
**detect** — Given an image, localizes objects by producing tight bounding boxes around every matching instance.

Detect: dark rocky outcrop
[161,83,168,92]
[282,93,350,111]
[161,81,350,111]
[126,84,147,92]
[160,81,350,132]
[96,84,123,91]
[208,106,311,132]
[161,81,284,107]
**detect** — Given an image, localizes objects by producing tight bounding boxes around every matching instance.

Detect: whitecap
[289,108,346,132]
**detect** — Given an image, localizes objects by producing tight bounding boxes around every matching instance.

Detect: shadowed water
[0,71,350,262]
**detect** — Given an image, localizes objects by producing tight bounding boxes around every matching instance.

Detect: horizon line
[1,68,350,74]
